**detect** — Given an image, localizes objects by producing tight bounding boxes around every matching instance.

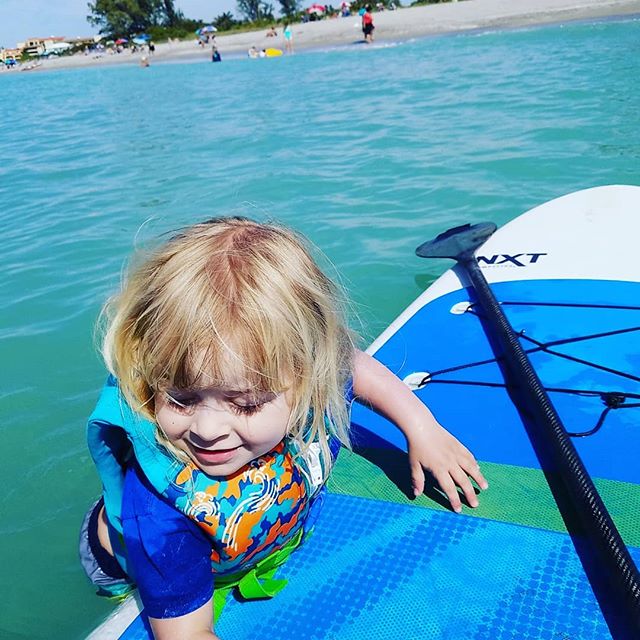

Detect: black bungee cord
[416,301,640,439]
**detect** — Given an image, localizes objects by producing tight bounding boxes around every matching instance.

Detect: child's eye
[164,392,199,414]
[229,392,276,417]
[230,402,263,416]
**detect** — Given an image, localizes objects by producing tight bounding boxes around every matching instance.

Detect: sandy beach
[8,0,640,73]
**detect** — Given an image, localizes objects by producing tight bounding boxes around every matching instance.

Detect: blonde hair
[100,217,354,474]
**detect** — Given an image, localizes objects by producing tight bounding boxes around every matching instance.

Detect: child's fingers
[460,456,489,491]
[470,465,489,491]
[410,459,425,497]
[450,467,479,508]
[435,472,462,513]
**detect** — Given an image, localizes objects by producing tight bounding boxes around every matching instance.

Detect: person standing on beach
[362,5,375,43]
[211,46,221,62]
[283,23,294,54]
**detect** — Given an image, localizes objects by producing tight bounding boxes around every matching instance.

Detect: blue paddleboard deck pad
[116,489,640,640]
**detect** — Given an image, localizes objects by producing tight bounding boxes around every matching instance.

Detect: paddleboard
[88,185,640,640]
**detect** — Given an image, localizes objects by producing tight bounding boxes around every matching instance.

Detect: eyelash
[164,394,265,417]
[230,403,262,417]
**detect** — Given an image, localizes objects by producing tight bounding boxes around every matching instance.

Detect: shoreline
[5,0,640,74]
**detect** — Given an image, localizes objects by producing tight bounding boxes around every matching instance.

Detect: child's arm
[149,601,219,640]
[352,349,488,513]
[121,463,219,640]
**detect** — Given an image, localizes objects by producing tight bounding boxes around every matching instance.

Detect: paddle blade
[416,222,497,260]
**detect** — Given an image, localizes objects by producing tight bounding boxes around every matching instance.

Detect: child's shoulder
[122,461,183,523]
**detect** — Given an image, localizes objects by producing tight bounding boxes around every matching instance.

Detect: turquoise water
[1,16,639,640]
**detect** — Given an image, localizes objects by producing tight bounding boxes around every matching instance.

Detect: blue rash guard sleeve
[121,463,214,619]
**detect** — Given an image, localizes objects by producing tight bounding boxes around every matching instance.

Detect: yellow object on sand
[265,48,283,57]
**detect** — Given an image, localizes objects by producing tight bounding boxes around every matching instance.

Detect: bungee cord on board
[416,300,640,439]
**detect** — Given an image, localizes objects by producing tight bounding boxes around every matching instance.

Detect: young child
[80,217,487,640]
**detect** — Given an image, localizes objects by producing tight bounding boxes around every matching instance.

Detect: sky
[0,0,239,48]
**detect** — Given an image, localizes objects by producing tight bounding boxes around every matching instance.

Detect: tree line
[87,0,303,38]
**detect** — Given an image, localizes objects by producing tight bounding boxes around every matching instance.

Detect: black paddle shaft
[416,223,640,638]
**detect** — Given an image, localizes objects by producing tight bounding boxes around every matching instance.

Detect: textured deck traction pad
[121,488,640,640]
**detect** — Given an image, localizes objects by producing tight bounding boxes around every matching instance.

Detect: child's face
[155,381,292,477]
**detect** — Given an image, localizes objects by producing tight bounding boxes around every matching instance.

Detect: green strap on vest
[212,528,306,621]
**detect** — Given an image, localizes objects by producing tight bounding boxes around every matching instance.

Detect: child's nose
[191,406,233,442]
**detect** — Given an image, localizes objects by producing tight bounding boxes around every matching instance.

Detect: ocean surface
[0,15,638,640]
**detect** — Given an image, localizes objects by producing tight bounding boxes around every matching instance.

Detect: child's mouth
[190,444,239,464]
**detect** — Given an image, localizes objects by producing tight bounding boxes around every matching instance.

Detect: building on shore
[1,48,22,63]
[4,36,99,63]
[17,37,63,57]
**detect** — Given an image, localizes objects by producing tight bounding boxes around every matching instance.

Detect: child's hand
[407,421,488,513]
[351,349,488,513]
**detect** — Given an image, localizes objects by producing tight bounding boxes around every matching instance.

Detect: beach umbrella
[196,25,217,35]
[307,4,326,14]
[115,38,128,45]
[132,33,151,44]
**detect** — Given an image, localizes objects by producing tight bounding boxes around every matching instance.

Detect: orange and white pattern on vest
[167,440,311,574]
